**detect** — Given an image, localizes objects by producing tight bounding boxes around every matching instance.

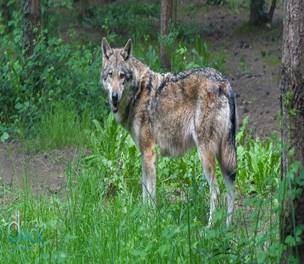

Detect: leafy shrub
[0,115,284,263]
[207,0,226,5]
[236,118,281,196]
[171,37,226,73]
[83,116,281,206]
[0,28,106,139]
[83,116,141,197]
[81,0,159,42]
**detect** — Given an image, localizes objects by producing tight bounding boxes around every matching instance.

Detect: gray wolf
[100,38,237,226]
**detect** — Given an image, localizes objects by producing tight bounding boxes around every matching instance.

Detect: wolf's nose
[112,92,118,103]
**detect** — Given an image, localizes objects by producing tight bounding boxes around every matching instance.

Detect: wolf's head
[101,38,133,113]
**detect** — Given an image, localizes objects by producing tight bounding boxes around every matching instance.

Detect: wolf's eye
[119,72,125,79]
[108,71,113,78]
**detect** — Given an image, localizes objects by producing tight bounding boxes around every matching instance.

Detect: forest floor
[197,5,282,137]
[0,4,283,195]
[0,143,80,196]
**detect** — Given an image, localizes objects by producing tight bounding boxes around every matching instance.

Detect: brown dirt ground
[0,4,283,195]
[197,4,282,137]
[0,143,80,195]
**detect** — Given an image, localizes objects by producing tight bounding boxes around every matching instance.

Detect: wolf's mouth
[111,102,119,113]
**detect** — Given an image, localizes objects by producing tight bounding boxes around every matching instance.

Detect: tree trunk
[268,0,277,24]
[160,0,173,71]
[22,0,41,56]
[1,1,11,25]
[280,0,304,263]
[250,0,267,25]
[249,0,277,25]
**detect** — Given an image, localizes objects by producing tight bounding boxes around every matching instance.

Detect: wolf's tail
[228,84,237,148]
[220,82,237,182]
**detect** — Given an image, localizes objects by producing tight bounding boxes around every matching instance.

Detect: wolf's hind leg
[198,147,220,227]
[141,146,156,203]
[219,140,237,226]
[223,173,235,226]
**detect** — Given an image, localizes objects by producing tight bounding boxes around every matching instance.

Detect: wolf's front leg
[141,148,156,202]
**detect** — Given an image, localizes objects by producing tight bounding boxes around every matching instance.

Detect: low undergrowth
[0,117,284,263]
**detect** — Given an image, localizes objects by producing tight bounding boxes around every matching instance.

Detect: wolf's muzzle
[111,92,119,113]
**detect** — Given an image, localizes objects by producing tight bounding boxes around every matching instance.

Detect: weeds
[24,103,92,152]
[0,117,283,263]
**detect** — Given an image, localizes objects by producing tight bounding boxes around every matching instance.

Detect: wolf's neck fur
[115,57,163,128]
[130,57,163,88]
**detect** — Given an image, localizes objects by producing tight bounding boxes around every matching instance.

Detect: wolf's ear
[102,38,113,59]
[121,39,132,60]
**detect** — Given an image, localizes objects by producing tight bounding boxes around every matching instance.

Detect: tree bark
[160,0,173,71]
[280,0,304,263]
[22,0,41,56]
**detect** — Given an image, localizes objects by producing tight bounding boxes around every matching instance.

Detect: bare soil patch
[0,142,81,195]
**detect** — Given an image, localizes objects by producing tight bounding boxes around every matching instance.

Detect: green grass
[23,103,92,152]
[263,54,281,67]
[239,55,251,75]
[0,116,283,263]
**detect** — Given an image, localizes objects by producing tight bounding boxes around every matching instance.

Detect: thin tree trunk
[160,0,173,71]
[1,1,10,25]
[280,0,304,263]
[250,0,267,25]
[268,0,277,23]
[22,0,41,56]
[173,0,177,25]
[249,0,277,25]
